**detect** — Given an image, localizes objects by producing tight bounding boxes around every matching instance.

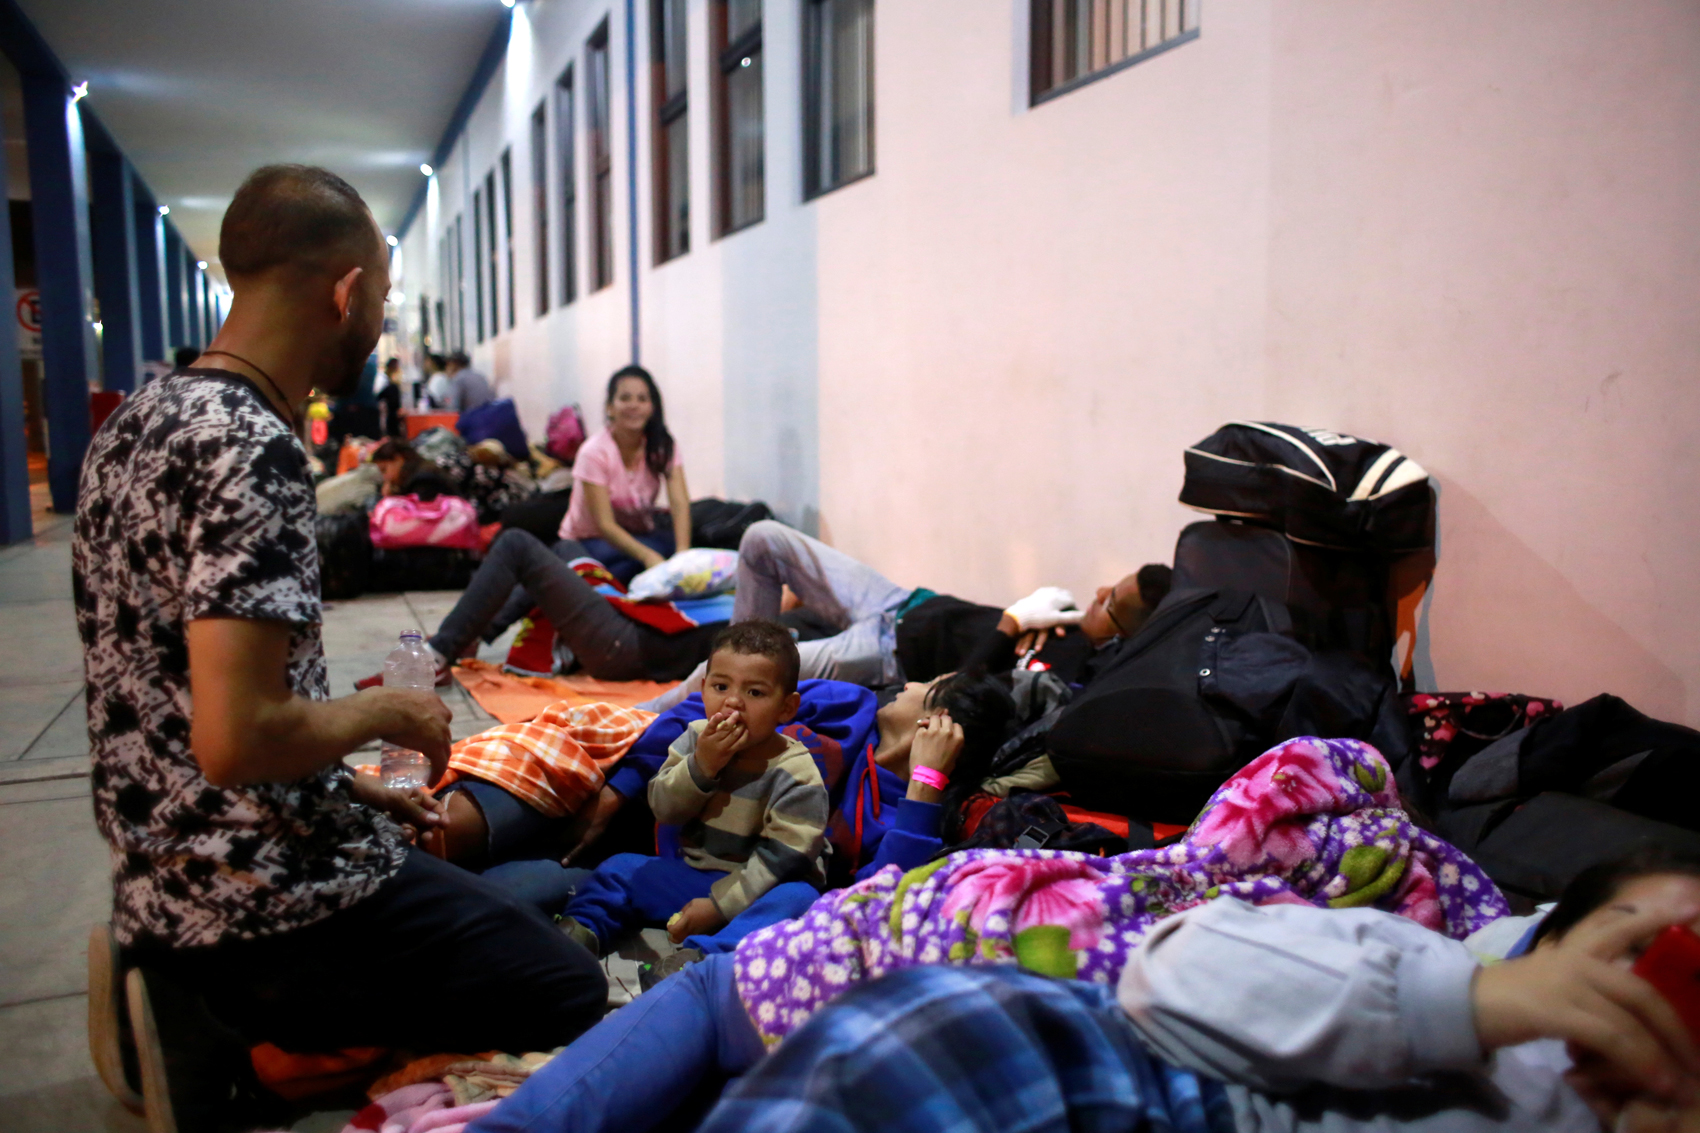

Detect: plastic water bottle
[379,630,437,790]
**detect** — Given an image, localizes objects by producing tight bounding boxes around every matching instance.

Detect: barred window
[802,0,873,200]
[652,0,690,262]
[556,65,579,305]
[714,0,764,234]
[587,22,615,291]
[1030,0,1199,105]
[531,101,550,315]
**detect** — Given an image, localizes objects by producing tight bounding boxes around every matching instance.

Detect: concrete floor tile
[0,996,147,1132]
[0,681,83,760]
[0,600,85,687]
[0,795,113,1004]
[0,543,74,603]
[22,687,89,760]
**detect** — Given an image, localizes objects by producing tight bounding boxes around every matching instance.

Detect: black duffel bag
[1180,422,1434,553]
[316,511,371,601]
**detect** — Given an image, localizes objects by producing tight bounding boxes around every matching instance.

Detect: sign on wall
[15,289,41,360]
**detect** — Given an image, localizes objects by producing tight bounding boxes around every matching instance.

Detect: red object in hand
[1633,924,1700,1044]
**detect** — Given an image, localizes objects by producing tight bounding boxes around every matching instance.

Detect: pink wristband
[910,765,949,792]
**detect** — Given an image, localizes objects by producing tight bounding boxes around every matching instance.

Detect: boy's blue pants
[562,852,819,953]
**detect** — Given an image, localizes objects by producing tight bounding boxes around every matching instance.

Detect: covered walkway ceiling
[15,0,509,262]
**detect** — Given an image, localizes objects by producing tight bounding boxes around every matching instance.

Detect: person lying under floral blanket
[466,735,1507,1133]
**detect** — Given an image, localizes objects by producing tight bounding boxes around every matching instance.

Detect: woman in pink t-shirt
[558,366,692,583]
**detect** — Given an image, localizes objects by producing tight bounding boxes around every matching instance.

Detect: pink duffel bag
[369,494,482,551]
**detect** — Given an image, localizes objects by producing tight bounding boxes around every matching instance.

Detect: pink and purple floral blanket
[734,736,1509,1045]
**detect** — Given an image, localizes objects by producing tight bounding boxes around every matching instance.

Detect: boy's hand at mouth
[696,709,749,777]
[668,897,728,944]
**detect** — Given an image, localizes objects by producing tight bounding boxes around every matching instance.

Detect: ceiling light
[500,0,514,7]
[386,234,399,247]
[420,163,433,177]
[157,205,170,216]
[741,57,752,67]
[197,260,207,269]
[71,81,88,102]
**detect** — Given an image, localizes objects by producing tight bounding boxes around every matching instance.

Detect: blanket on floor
[438,701,657,818]
[452,658,675,724]
[734,736,1509,1045]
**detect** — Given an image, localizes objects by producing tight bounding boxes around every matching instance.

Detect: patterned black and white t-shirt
[73,369,405,949]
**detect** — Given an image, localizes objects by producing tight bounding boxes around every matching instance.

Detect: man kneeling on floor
[75,165,605,1129]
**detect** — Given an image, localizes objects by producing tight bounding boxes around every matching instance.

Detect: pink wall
[817,1,1700,724]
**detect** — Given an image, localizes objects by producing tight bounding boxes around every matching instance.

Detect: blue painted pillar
[0,122,31,544]
[21,75,97,514]
[163,227,185,349]
[90,148,140,392]
[133,187,166,363]
[184,253,202,349]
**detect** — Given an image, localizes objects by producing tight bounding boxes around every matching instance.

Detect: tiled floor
[0,496,671,1132]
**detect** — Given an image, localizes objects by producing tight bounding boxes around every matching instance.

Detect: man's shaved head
[219,164,380,279]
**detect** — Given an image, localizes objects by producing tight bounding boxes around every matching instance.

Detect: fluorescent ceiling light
[157,205,170,216]
[196,260,208,269]
[386,235,399,247]
[500,0,514,7]
[419,163,434,177]
[71,81,88,102]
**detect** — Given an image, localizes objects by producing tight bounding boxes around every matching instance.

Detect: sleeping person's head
[605,364,676,477]
[702,620,802,758]
[876,670,1017,781]
[1079,563,1173,645]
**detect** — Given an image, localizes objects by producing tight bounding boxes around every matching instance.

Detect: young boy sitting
[557,620,829,954]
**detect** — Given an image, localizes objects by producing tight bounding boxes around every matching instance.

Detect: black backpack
[1047,588,1405,825]
[943,793,1131,858]
[690,498,777,549]
[1180,422,1434,554]
[1046,589,1293,824]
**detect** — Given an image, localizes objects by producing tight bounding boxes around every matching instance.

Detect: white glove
[1004,587,1085,632]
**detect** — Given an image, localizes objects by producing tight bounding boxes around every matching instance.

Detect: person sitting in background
[471,847,1700,1133]
[654,520,1170,704]
[444,349,496,414]
[424,352,451,408]
[374,355,404,437]
[557,622,828,957]
[558,365,693,584]
[369,437,459,500]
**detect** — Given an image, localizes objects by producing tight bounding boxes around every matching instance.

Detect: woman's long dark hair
[606,365,676,478]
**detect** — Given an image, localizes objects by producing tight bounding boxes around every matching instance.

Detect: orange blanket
[452,658,677,725]
[442,700,657,818]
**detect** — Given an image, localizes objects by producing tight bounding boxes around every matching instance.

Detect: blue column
[133,187,166,363]
[0,120,31,544]
[163,227,185,349]
[90,148,140,393]
[184,253,202,349]
[21,74,97,514]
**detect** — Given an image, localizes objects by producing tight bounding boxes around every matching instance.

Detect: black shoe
[638,948,705,993]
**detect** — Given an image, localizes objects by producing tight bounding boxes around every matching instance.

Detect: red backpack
[545,404,586,463]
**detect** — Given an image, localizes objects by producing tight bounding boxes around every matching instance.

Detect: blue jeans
[466,952,760,1133]
[581,526,676,585]
[686,881,820,955]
